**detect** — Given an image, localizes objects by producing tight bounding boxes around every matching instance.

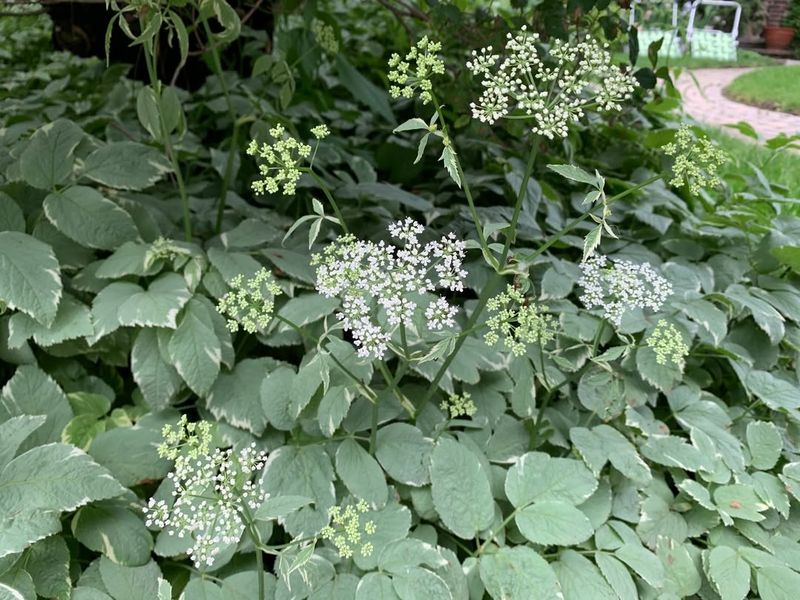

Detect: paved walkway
[675,67,800,140]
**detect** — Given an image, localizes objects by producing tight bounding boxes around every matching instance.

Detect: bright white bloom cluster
[311,124,330,140]
[144,421,268,569]
[311,18,339,55]
[217,268,282,333]
[663,125,726,195]
[313,218,467,359]
[387,36,445,104]
[320,499,377,559]
[247,124,318,195]
[579,255,672,326]
[466,27,637,139]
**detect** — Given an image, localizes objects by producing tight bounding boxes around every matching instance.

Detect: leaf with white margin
[0,232,62,327]
[480,546,563,600]
[505,452,598,507]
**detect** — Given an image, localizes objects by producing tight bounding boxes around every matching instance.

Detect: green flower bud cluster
[387,36,445,105]
[247,124,315,196]
[663,125,726,195]
[440,391,477,419]
[647,319,689,366]
[485,285,557,356]
[158,414,213,461]
[217,268,282,333]
[320,499,376,559]
[311,18,339,55]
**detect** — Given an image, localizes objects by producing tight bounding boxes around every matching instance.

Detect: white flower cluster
[313,218,466,359]
[247,124,318,195]
[578,255,672,326]
[144,440,268,569]
[217,267,282,333]
[466,27,637,139]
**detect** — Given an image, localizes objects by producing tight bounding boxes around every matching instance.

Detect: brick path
[675,67,800,140]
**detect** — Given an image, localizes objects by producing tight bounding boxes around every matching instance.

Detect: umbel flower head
[663,125,726,195]
[311,18,339,55]
[387,36,445,104]
[144,419,268,569]
[247,124,327,195]
[647,319,689,366]
[321,499,376,559]
[441,391,477,419]
[217,268,282,333]
[485,284,557,356]
[579,254,672,326]
[466,27,637,139]
[313,218,466,359]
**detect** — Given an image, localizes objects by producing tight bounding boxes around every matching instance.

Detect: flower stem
[499,138,539,265]
[377,360,414,416]
[307,170,349,233]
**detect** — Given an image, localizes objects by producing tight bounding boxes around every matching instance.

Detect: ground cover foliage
[1,2,800,599]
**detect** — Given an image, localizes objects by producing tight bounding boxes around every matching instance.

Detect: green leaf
[636,346,682,392]
[376,423,434,487]
[554,551,617,600]
[131,329,182,411]
[8,294,92,347]
[393,118,428,133]
[352,502,411,571]
[516,501,594,545]
[641,435,707,471]
[577,368,624,420]
[714,484,768,522]
[0,365,73,453]
[745,370,800,413]
[757,565,800,600]
[98,557,161,600]
[89,426,171,487]
[440,146,461,188]
[0,583,26,600]
[707,546,750,600]
[167,298,221,397]
[0,443,124,516]
[335,55,394,122]
[673,298,727,346]
[207,358,272,435]
[0,416,45,469]
[595,553,638,600]
[726,284,785,344]
[570,425,652,484]
[335,439,388,507]
[254,495,313,521]
[81,142,170,190]
[583,224,602,261]
[260,445,335,536]
[547,164,599,186]
[26,535,71,598]
[0,193,24,232]
[0,232,62,327]
[318,385,353,437]
[747,421,782,470]
[480,546,563,600]
[112,273,191,329]
[72,504,153,566]
[0,511,61,559]
[429,438,494,539]
[356,573,399,600]
[19,119,83,190]
[44,186,139,250]
[505,452,598,507]
[392,567,452,600]
[615,542,665,588]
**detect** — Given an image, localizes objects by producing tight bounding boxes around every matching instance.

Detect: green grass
[706,128,800,196]
[724,65,800,115]
[614,49,779,70]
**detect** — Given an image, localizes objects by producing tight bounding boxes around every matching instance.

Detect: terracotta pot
[764,25,796,50]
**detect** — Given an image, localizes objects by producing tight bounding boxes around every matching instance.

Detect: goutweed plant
[1,3,800,600]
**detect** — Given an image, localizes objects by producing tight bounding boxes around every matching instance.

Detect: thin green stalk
[430,93,497,269]
[306,170,349,233]
[377,360,415,416]
[242,508,265,600]
[499,138,539,265]
[143,40,192,240]
[201,17,241,234]
[369,402,379,455]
